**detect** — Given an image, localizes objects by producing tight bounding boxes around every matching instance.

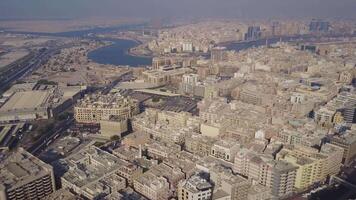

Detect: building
[197,157,251,200]
[60,145,142,199]
[314,107,335,127]
[42,188,82,200]
[245,26,262,40]
[0,91,51,121]
[142,68,190,87]
[181,74,198,95]
[100,116,128,139]
[74,93,139,124]
[211,47,227,63]
[234,150,297,198]
[133,172,170,200]
[211,140,240,162]
[185,134,216,157]
[330,130,356,165]
[0,85,84,122]
[178,173,213,200]
[277,144,344,190]
[309,19,330,33]
[0,148,56,200]
[182,42,194,52]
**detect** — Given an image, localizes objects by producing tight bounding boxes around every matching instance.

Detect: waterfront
[87,39,152,67]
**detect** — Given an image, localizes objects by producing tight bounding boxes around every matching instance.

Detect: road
[27,118,74,155]
[0,43,74,94]
[25,71,133,156]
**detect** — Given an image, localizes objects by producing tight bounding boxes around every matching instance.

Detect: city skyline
[0,0,356,20]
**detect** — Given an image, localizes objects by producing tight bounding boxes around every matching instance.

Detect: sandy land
[0,18,144,33]
[0,50,29,68]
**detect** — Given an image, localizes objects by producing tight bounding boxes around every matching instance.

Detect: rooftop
[0,90,50,111]
[0,148,53,189]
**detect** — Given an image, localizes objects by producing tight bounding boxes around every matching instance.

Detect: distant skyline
[0,0,356,20]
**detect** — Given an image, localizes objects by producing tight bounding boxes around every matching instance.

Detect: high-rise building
[181,74,199,95]
[245,26,262,40]
[0,148,56,200]
[309,19,330,33]
[211,47,227,63]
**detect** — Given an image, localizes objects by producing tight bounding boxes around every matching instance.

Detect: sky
[0,0,355,20]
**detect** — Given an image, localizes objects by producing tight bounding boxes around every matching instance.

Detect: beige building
[142,68,191,87]
[178,174,213,200]
[234,149,297,198]
[211,140,240,162]
[133,172,170,200]
[185,134,216,157]
[0,148,56,200]
[100,117,128,139]
[0,91,51,121]
[0,85,84,122]
[330,131,356,165]
[74,93,139,124]
[197,157,251,200]
[60,145,142,199]
[277,144,344,190]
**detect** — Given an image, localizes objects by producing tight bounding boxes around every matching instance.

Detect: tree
[110,135,121,141]
[152,96,160,102]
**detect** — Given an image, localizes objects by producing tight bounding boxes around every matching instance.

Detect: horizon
[0,0,356,20]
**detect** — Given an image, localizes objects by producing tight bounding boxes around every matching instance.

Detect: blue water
[87,39,152,67]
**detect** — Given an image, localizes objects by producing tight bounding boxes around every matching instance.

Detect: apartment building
[178,173,213,200]
[74,93,139,124]
[0,148,56,200]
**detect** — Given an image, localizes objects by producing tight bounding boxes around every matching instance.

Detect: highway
[0,44,74,94]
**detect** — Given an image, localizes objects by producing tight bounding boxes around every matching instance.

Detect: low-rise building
[60,145,142,199]
[74,93,139,124]
[177,173,213,200]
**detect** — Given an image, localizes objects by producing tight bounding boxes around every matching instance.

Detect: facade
[234,150,297,198]
[211,47,227,63]
[142,68,191,87]
[100,117,128,139]
[185,134,216,157]
[0,148,56,200]
[197,157,251,200]
[74,93,139,124]
[330,131,356,165]
[181,74,198,95]
[277,144,344,189]
[133,172,170,200]
[178,174,213,200]
[211,140,240,162]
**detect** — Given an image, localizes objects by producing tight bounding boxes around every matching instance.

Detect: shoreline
[100,36,154,58]
[87,37,152,67]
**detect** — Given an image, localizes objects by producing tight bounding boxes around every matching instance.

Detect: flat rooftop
[0,148,52,189]
[0,90,50,111]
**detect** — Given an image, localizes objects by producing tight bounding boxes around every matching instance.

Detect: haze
[0,0,356,20]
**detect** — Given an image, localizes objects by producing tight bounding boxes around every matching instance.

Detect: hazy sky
[0,0,355,20]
